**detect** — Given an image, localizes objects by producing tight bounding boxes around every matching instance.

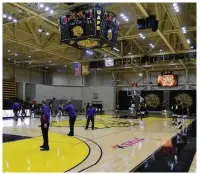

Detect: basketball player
[182,106,189,126]
[40,100,51,151]
[56,104,63,119]
[176,101,183,129]
[31,100,36,118]
[12,100,20,121]
[49,98,55,116]
[20,101,26,120]
[140,101,146,121]
[171,102,177,126]
[62,100,77,136]
[85,104,96,130]
[85,102,90,119]
[115,104,120,118]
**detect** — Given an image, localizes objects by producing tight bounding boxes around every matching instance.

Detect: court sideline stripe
[129,121,195,172]
[76,135,103,173]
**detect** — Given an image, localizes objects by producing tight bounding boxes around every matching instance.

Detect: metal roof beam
[162,3,190,50]
[118,27,196,40]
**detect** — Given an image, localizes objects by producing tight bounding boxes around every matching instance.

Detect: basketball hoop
[131,82,137,98]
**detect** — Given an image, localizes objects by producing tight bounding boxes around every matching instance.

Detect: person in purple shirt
[40,100,51,151]
[12,101,20,121]
[62,100,76,136]
[85,104,96,130]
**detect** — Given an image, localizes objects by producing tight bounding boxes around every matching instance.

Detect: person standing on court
[20,101,26,120]
[40,100,51,151]
[12,100,21,121]
[85,104,96,130]
[49,98,55,115]
[62,100,77,136]
[85,102,90,118]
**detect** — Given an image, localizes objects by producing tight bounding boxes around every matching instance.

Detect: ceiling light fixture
[40,4,44,8]
[46,67,48,69]
[86,50,93,55]
[173,3,179,12]
[45,7,49,11]
[49,61,51,63]
[113,47,120,52]
[46,32,49,36]
[64,65,67,67]
[3,14,7,18]
[29,56,31,58]
[8,50,11,52]
[38,29,42,32]
[191,46,194,49]
[13,19,17,23]
[160,49,162,52]
[139,33,145,39]
[149,43,155,48]
[182,27,187,34]
[50,10,54,14]
[8,16,12,20]
[187,39,190,44]
[128,53,131,55]
[120,13,129,22]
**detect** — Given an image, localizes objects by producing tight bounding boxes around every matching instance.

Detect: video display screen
[105,58,114,67]
[158,75,178,86]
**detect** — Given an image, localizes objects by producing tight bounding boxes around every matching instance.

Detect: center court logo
[112,138,144,149]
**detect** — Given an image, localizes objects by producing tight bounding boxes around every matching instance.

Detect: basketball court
[2,2,196,173]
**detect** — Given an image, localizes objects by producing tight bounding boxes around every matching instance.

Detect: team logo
[175,93,193,108]
[145,94,160,108]
[112,138,144,149]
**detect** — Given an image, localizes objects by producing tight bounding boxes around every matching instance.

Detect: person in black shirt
[21,102,26,120]
[85,103,90,118]
[49,98,55,115]
[171,102,177,126]
[176,101,183,129]
[182,106,189,126]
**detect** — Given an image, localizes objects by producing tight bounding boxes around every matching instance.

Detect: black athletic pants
[21,109,26,119]
[86,117,94,129]
[13,110,19,121]
[41,122,49,148]
[69,116,76,135]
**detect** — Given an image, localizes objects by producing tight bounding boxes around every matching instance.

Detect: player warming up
[56,104,63,119]
[85,104,96,130]
[20,101,26,121]
[12,100,20,121]
[40,101,51,151]
[62,100,77,136]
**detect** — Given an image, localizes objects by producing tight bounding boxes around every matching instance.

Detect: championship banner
[82,64,89,75]
[74,62,82,76]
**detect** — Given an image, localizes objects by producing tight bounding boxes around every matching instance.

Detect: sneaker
[40,147,49,151]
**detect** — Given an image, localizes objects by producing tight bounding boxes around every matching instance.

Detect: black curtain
[169,90,196,116]
[118,91,132,110]
[141,91,164,111]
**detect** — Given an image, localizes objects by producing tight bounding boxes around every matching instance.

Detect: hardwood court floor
[2,116,196,172]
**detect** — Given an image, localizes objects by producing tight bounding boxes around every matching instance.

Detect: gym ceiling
[3,3,196,74]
